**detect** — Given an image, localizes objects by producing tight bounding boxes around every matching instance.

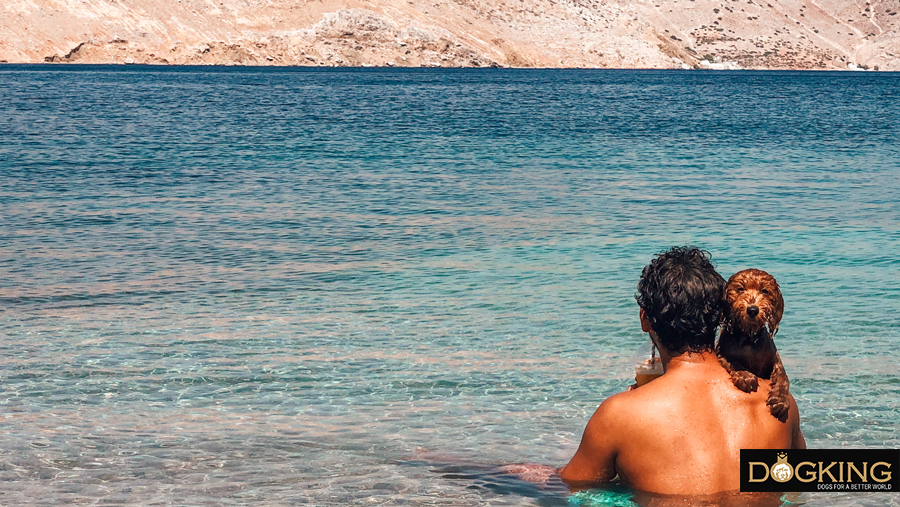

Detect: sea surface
[0,65,898,506]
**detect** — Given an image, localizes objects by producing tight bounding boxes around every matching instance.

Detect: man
[559,247,805,495]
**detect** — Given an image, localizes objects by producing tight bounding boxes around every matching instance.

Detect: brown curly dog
[716,268,790,422]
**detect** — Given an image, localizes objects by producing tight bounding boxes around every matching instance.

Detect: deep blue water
[0,65,898,506]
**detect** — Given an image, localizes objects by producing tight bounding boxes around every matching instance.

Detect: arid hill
[1,0,898,69]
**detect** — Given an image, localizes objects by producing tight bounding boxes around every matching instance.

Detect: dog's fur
[716,268,790,421]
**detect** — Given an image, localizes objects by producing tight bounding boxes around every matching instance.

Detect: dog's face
[724,268,784,337]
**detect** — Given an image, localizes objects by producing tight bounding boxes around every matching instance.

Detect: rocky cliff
[1,0,898,69]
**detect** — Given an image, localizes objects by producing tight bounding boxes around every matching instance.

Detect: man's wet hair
[635,246,726,354]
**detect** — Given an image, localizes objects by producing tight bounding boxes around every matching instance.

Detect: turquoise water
[0,65,898,506]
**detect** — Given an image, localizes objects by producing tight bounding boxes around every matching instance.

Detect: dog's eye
[735,287,745,293]
[761,288,770,295]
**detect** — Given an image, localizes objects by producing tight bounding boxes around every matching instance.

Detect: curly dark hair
[635,247,726,354]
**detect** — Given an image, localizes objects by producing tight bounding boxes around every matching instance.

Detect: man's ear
[640,308,653,333]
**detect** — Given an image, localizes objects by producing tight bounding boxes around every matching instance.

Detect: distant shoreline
[0,61,890,72]
[3,1,897,73]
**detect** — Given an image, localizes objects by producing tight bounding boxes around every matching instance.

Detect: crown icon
[771,452,793,482]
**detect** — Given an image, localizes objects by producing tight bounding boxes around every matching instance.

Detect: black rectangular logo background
[741,449,899,492]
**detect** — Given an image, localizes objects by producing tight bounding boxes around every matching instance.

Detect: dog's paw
[731,370,759,393]
[767,394,790,422]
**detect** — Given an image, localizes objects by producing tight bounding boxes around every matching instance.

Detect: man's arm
[788,392,806,449]
[558,396,622,484]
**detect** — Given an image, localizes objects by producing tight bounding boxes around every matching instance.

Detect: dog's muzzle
[746,305,760,318]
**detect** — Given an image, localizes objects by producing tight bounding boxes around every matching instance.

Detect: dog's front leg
[718,354,759,393]
[766,354,790,422]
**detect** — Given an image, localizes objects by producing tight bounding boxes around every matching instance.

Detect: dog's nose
[747,305,760,318]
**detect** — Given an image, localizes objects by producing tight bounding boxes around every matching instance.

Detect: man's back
[560,352,804,494]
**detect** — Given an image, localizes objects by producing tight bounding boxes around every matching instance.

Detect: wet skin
[559,312,805,495]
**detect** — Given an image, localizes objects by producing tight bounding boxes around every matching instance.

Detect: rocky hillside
[1,0,898,69]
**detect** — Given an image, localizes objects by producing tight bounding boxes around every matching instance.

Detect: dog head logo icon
[771,453,793,483]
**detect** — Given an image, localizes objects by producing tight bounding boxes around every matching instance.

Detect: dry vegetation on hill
[1,0,898,69]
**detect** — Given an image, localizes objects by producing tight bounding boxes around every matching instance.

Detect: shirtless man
[559,247,805,495]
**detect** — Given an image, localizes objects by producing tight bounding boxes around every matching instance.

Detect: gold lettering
[839,461,844,482]
[847,462,868,483]
[796,462,817,483]
[819,462,838,483]
[871,462,892,483]
[748,462,770,482]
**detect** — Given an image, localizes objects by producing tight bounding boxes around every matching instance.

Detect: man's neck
[661,349,719,371]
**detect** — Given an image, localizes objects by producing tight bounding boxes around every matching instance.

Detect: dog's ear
[719,283,735,332]
[767,278,784,337]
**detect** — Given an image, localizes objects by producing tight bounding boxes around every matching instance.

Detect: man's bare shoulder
[587,381,678,429]
[585,390,630,425]
[608,365,734,422]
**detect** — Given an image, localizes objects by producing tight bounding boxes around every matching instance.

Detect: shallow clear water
[0,65,898,506]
